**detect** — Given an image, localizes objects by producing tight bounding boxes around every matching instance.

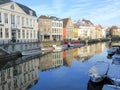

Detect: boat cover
[107,64,120,82]
[89,61,109,76]
[102,84,120,90]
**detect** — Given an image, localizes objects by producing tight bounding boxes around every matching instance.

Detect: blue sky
[13,0,120,27]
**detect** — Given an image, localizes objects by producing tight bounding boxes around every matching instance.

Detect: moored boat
[68,41,84,47]
[107,46,120,56]
[53,45,68,52]
[88,61,109,83]
[102,84,120,90]
[22,49,42,56]
[107,64,120,86]
[41,47,54,54]
[112,53,120,64]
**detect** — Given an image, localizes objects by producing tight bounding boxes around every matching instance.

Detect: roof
[62,18,69,28]
[39,15,50,19]
[16,3,37,17]
[0,0,11,4]
[0,0,37,17]
[39,15,62,21]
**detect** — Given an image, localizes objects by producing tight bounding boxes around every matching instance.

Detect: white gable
[0,2,26,15]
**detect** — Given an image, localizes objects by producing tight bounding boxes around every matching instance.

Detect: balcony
[11,24,19,30]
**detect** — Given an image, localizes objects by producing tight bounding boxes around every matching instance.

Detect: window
[22,30,25,38]
[11,4,14,10]
[26,18,28,26]
[34,31,35,38]
[30,19,32,26]
[22,17,24,26]
[0,12,2,23]
[17,16,20,25]
[0,28,2,38]
[30,31,32,38]
[27,30,29,38]
[11,15,15,24]
[5,28,9,38]
[4,13,8,23]
[29,10,33,16]
[18,30,20,38]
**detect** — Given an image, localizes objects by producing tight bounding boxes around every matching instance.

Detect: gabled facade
[110,26,120,37]
[63,18,74,41]
[38,15,52,41]
[74,19,96,40]
[0,0,38,44]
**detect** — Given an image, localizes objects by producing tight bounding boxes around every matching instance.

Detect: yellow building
[74,26,79,40]
[110,26,120,37]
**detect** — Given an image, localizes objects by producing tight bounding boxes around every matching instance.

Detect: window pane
[0,12,2,23]
[4,13,8,23]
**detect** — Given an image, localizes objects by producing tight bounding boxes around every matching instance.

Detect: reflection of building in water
[63,49,74,66]
[0,56,39,90]
[77,43,106,62]
[52,52,63,67]
[39,52,63,71]
[73,48,79,58]
[39,53,53,71]
[110,42,120,47]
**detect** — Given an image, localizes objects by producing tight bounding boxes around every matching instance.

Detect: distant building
[74,19,95,40]
[73,25,79,40]
[74,19,104,40]
[38,15,63,41]
[110,26,120,37]
[63,18,74,41]
[0,0,38,43]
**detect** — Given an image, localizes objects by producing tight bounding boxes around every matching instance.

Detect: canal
[0,42,119,90]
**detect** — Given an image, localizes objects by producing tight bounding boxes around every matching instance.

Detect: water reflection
[107,41,120,49]
[75,43,106,62]
[0,42,109,90]
[0,56,39,90]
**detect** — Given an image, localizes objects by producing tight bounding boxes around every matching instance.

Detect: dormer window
[10,4,14,10]
[29,10,33,16]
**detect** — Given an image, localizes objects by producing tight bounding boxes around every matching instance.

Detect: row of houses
[0,0,120,44]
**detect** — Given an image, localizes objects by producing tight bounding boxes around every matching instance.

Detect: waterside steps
[0,47,21,62]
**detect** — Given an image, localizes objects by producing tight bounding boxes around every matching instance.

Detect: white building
[51,17,63,41]
[0,0,38,44]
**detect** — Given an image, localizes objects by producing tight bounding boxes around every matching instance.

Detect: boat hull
[22,49,42,56]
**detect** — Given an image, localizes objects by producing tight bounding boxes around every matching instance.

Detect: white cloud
[30,0,120,26]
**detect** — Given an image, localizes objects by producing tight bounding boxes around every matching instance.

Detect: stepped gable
[62,18,69,28]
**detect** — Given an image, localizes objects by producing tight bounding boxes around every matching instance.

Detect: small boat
[107,64,120,86]
[107,46,119,56]
[112,53,120,64]
[22,49,42,56]
[53,45,68,52]
[88,61,109,83]
[41,47,54,54]
[68,41,84,47]
[102,84,120,90]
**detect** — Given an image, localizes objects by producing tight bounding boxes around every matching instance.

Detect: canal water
[0,42,119,90]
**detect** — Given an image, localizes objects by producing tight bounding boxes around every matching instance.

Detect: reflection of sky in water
[30,61,90,90]
[29,42,117,90]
